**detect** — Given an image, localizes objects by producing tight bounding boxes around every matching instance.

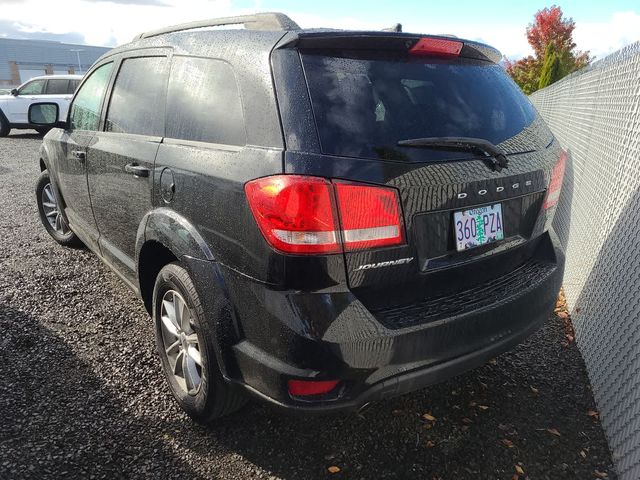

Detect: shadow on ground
[0,306,202,479]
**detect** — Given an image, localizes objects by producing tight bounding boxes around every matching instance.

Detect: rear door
[277,39,558,306]
[87,52,170,285]
[43,78,73,121]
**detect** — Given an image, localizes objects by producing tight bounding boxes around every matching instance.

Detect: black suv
[31,13,567,422]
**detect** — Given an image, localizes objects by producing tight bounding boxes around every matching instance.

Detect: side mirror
[29,102,62,127]
[11,88,18,96]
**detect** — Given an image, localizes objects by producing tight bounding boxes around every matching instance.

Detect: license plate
[453,204,504,252]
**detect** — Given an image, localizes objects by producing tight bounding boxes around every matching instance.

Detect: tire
[36,170,82,247]
[153,262,247,422]
[0,111,10,137]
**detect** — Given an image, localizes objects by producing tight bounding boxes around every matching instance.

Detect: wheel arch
[136,209,241,380]
[136,208,216,313]
[0,106,10,134]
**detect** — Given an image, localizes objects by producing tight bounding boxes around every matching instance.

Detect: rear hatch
[274,33,561,321]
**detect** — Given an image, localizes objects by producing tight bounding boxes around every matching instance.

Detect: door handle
[124,163,150,178]
[71,150,86,161]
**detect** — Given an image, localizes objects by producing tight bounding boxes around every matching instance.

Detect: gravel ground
[0,131,617,480]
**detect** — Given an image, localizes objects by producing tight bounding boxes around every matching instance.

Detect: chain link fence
[530,41,640,479]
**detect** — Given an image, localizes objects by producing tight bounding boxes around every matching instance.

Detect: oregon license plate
[453,204,504,252]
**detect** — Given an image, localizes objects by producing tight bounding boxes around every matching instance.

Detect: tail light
[244,175,405,255]
[543,151,567,209]
[334,182,404,251]
[244,176,339,254]
[409,37,463,57]
[287,379,340,397]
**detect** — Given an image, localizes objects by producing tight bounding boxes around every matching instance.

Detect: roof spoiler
[278,32,503,64]
[134,12,300,40]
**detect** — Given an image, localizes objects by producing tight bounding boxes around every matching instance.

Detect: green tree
[538,42,562,89]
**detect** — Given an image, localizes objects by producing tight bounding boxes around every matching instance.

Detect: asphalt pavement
[0,131,616,479]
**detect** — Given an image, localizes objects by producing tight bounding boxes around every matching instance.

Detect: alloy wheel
[41,183,70,235]
[160,290,203,395]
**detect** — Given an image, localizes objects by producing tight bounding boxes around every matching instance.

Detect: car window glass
[19,80,45,95]
[105,56,168,136]
[68,80,80,94]
[45,79,69,95]
[69,63,114,131]
[166,56,245,146]
[302,51,538,162]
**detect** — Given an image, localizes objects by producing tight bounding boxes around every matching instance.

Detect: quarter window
[69,62,114,131]
[105,56,169,137]
[45,79,69,95]
[19,80,45,95]
[166,56,245,146]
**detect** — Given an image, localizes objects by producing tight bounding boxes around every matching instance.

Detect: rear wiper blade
[397,137,509,172]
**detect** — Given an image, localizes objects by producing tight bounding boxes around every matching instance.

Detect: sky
[0,0,639,60]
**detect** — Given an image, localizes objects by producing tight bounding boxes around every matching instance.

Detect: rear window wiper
[397,137,509,172]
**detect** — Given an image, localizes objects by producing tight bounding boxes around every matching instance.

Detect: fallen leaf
[501,438,515,448]
[469,401,477,407]
[530,386,539,394]
[594,470,608,478]
[479,405,490,411]
[557,311,569,319]
[425,440,436,448]
[489,358,497,365]
[462,417,473,424]
[587,410,599,418]
[547,428,561,437]
[422,413,436,422]
[328,466,341,474]
[581,450,587,459]
[515,465,525,474]
[512,475,519,480]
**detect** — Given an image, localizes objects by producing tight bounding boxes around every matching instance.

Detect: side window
[68,80,80,94]
[45,79,69,95]
[69,62,114,131]
[105,57,169,136]
[19,80,45,95]
[166,56,245,146]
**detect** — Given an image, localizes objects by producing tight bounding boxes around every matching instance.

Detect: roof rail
[134,12,300,40]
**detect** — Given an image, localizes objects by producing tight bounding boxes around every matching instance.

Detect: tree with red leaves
[506,5,590,94]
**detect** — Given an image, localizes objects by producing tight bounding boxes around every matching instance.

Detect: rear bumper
[200,231,565,413]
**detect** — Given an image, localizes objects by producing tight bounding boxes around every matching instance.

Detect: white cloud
[0,0,237,46]
[573,11,640,59]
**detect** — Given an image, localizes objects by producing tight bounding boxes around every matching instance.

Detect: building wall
[530,42,640,479]
[0,38,111,86]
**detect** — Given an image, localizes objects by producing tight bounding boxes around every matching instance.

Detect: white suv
[0,74,82,136]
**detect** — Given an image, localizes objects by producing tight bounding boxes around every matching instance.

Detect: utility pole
[69,49,84,73]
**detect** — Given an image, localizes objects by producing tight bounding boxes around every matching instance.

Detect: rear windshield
[301,51,538,162]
